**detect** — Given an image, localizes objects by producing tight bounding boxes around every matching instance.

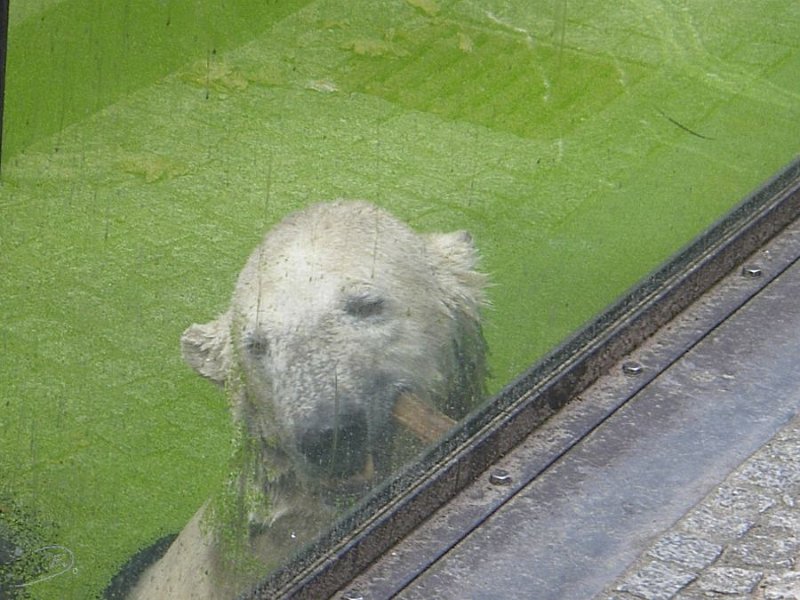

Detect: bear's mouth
[303,393,456,496]
[297,410,373,480]
[318,451,377,494]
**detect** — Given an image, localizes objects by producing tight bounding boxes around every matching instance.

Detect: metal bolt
[489,469,512,486]
[342,591,364,600]
[622,361,643,376]
[741,265,763,278]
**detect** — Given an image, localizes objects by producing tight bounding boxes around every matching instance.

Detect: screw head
[489,469,512,486]
[622,361,643,376]
[741,265,763,278]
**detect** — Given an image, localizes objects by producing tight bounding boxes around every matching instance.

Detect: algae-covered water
[1,1,799,597]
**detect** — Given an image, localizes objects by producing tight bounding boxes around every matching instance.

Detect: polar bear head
[181,201,487,486]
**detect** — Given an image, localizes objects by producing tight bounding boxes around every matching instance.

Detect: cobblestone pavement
[599,411,800,600]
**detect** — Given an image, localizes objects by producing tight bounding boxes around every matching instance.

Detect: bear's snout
[297,411,371,479]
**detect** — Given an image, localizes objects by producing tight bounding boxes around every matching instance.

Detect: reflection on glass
[121,200,487,597]
[1,1,799,598]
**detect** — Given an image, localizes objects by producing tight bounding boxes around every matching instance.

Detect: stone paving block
[735,457,800,492]
[616,560,696,600]
[647,534,723,570]
[766,507,800,534]
[678,485,775,541]
[761,570,800,600]
[712,485,777,515]
[764,435,800,470]
[695,566,763,594]
[679,505,755,541]
[723,533,799,569]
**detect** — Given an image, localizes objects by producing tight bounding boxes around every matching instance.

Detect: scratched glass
[1,1,798,598]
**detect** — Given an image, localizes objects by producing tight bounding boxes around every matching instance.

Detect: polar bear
[123,200,487,599]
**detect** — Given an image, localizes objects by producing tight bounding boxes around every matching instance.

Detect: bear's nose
[298,412,370,479]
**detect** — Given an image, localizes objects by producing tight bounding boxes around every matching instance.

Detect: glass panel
[1,1,798,598]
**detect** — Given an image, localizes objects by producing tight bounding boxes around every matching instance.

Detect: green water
[1,1,799,597]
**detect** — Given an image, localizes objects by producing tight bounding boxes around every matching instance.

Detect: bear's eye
[344,293,385,319]
[244,332,269,356]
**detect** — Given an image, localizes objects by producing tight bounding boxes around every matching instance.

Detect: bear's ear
[425,230,488,319]
[180,312,233,385]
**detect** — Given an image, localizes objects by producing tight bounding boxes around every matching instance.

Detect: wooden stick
[392,392,457,444]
